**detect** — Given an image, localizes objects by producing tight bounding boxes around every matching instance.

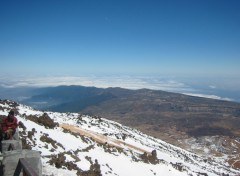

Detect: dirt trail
[60,123,151,154]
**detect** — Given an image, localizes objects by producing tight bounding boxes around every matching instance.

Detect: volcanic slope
[0,100,239,176]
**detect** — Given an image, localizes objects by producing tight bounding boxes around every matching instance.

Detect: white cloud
[209,85,216,89]
[0,75,193,91]
[182,93,232,101]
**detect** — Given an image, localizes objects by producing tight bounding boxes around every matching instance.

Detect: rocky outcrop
[26,113,58,129]
[140,150,159,164]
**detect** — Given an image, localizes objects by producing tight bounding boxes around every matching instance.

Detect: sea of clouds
[0,74,238,102]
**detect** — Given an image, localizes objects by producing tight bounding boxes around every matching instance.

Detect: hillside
[15,86,240,171]
[0,99,239,175]
[79,88,240,137]
[79,88,240,170]
[19,86,240,139]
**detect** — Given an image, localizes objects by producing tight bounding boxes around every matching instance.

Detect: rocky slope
[0,99,239,176]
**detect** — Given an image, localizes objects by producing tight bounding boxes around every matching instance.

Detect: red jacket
[2,116,18,132]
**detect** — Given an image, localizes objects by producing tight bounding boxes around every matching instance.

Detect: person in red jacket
[2,110,18,140]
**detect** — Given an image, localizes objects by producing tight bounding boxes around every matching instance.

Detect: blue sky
[0,0,240,102]
[0,0,240,96]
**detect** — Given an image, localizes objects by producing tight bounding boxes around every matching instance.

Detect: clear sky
[0,0,240,78]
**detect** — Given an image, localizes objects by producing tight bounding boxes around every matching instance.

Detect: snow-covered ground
[0,100,239,176]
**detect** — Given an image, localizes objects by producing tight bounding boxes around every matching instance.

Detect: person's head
[8,110,15,119]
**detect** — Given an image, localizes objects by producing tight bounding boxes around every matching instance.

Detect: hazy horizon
[0,74,240,103]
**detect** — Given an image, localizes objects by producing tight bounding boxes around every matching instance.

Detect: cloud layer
[0,75,235,102]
